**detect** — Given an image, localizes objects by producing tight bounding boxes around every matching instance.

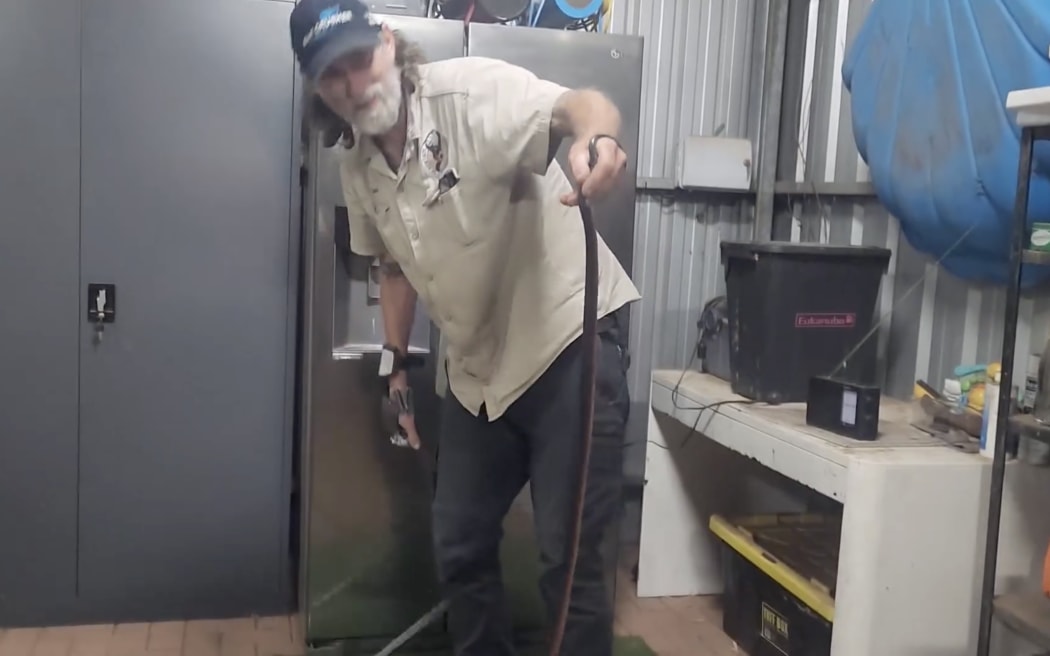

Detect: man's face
[315,27,401,136]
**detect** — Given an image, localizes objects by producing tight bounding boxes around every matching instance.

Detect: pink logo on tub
[795,313,856,328]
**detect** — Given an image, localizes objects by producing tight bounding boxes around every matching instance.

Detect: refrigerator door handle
[333,344,430,361]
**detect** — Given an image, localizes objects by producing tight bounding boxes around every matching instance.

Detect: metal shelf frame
[977,123,1050,656]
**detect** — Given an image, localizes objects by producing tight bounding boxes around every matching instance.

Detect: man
[289,2,641,654]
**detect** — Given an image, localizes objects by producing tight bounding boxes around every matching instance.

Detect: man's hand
[561,136,627,207]
[550,87,624,205]
[388,371,422,450]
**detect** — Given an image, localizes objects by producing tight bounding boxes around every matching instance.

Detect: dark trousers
[432,313,631,656]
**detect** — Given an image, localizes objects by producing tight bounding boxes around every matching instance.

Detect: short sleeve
[464,57,570,178]
[338,159,387,257]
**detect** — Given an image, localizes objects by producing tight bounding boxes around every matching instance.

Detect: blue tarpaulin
[843,0,1050,287]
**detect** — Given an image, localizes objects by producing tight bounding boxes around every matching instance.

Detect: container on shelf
[720,241,893,404]
[981,379,1001,459]
[1029,338,1050,465]
[710,513,838,656]
[1029,222,1050,253]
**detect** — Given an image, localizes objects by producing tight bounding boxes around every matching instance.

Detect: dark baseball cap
[290,0,382,80]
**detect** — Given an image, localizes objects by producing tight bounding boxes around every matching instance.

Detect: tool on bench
[366,137,608,656]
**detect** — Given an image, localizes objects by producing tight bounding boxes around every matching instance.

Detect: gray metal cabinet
[1,0,299,625]
[0,0,82,624]
[76,0,298,620]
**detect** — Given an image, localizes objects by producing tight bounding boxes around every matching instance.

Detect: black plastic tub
[720,241,892,404]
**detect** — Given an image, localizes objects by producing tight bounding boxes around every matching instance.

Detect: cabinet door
[0,0,81,625]
[78,0,298,618]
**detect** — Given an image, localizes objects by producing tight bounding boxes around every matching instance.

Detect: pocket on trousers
[594,334,631,434]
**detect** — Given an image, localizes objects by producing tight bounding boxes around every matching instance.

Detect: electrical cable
[648,398,757,452]
[660,344,755,451]
[640,303,756,453]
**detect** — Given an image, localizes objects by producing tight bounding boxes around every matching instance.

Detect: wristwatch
[378,344,424,378]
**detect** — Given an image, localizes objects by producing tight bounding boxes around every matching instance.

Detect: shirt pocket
[422,182,493,248]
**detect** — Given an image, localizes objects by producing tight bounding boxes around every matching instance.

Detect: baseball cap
[290,0,382,81]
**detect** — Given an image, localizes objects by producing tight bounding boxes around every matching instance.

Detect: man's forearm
[378,257,416,355]
[551,88,622,142]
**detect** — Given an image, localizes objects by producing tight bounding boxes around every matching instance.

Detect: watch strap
[379,344,425,377]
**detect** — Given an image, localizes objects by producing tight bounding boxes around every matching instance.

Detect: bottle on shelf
[1022,354,1040,413]
[1027,340,1050,466]
[981,363,1003,459]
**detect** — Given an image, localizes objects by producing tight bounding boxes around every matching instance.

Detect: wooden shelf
[994,592,1050,649]
[1023,250,1050,265]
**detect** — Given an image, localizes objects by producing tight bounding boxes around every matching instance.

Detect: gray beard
[352,71,403,136]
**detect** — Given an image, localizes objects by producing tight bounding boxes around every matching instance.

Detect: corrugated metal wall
[783,0,1043,399]
[607,0,765,480]
[604,0,1040,487]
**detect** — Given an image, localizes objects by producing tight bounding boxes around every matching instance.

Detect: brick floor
[0,562,741,655]
[0,615,303,656]
[614,568,739,656]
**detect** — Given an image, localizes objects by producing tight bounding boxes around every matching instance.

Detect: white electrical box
[676,136,753,191]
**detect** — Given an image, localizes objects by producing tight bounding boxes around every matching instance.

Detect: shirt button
[409,227,419,240]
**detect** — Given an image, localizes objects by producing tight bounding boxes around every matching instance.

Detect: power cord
[651,312,757,452]
[650,398,757,452]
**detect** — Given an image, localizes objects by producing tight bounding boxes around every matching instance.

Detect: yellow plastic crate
[710,513,839,656]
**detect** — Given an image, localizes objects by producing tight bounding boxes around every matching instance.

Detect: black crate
[711,514,837,656]
[720,241,892,404]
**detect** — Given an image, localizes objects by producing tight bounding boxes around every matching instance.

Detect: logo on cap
[303,5,358,48]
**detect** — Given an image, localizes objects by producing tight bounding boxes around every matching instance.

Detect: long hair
[302,30,427,149]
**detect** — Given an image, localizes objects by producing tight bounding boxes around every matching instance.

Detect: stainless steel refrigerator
[297,14,643,654]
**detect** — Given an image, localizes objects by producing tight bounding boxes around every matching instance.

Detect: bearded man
[290,2,640,654]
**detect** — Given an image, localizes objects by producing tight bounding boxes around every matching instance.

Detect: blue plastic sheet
[843,0,1050,287]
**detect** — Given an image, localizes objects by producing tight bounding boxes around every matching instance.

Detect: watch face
[379,348,395,377]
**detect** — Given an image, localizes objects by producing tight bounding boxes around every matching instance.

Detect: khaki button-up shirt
[338,56,641,420]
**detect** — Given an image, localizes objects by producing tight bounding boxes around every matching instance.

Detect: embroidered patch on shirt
[420,130,446,178]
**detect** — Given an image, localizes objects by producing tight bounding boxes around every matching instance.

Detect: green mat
[470,636,657,656]
[522,637,656,656]
[306,635,657,655]
[613,636,658,656]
